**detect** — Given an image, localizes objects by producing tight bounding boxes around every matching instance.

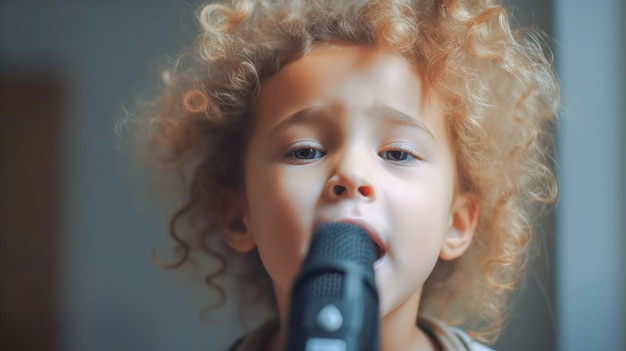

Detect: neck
[266,283,288,351]
[379,289,437,351]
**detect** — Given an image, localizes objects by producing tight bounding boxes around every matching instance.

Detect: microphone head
[287,222,379,351]
[305,222,378,268]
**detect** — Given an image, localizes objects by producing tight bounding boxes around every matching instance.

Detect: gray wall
[555,0,626,350]
[1,1,623,351]
[0,2,233,350]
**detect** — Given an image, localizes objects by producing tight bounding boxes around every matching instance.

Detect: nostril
[333,185,346,196]
[358,186,371,197]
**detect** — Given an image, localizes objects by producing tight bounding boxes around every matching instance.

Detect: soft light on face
[237,44,471,322]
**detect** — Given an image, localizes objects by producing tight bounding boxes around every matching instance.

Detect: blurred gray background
[0,0,623,350]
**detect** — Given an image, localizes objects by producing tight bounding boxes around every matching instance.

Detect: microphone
[286,222,379,351]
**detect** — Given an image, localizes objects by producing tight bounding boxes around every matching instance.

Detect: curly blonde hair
[127,0,558,343]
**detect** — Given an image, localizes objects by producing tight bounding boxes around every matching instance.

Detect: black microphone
[287,222,379,351]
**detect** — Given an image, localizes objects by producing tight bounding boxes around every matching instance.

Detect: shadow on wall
[0,67,65,351]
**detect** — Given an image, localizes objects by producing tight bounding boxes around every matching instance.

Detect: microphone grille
[299,222,377,302]
[305,222,377,268]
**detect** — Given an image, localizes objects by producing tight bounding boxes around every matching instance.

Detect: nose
[324,154,376,201]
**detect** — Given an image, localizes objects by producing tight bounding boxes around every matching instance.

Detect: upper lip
[336,218,386,260]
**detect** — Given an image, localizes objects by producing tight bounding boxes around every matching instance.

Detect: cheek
[244,165,321,290]
[385,176,452,256]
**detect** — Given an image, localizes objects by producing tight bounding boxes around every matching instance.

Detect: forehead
[257,45,426,116]
[251,44,445,137]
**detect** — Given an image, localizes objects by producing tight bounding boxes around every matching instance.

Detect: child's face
[227,44,475,320]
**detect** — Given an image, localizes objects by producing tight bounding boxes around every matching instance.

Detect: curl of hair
[128,0,558,342]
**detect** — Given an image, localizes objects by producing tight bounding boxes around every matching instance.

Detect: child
[129,0,559,350]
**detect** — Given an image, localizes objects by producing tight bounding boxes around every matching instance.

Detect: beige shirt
[228,317,495,351]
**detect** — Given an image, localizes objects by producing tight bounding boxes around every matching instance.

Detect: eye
[281,143,326,164]
[381,150,410,161]
[292,148,324,160]
[379,145,421,166]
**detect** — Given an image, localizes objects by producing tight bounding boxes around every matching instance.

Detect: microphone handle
[287,259,379,351]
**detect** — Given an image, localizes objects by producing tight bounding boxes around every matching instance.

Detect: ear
[439,193,480,261]
[220,193,256,253]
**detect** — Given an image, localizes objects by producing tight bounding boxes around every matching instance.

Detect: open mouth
[373,240,386,270]
[373,240,385,261]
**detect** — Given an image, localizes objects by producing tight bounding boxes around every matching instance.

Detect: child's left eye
[381,150,411,161]
[379,147,421,165]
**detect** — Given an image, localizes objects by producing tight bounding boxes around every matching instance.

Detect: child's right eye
[281,143,326,164]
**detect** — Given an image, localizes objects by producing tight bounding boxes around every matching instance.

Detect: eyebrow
[369,103,436,142]
[267,103,436,142]
[268,104,331,137]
